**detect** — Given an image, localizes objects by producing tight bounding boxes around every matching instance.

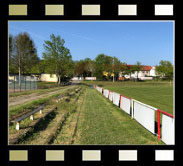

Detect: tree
[155,60,173,80]
[43,34,73,84]
[9,35,17,73]
[120,63,128,77]
[94,54,113,80]
[113,57,121,81]
[9,32,39,85]
[83,58,95,77]
[30,59,47,74]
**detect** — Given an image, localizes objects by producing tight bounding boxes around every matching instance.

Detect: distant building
[103,65,157,80]
[40,74,58,82]
[123,65,157,80]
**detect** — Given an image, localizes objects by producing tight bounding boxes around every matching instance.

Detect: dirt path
[9,86,76,107]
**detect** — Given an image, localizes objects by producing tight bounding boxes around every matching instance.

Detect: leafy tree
[9,35,17,73]
[42,34,73,84]
[94,54,113,80]
[120,63,128,76]
[9,32,39,85]
[30,59,47,74]
[155,60,173,80]
[74,58,95,78]
[113,57,121,81]
[84,58,95,77]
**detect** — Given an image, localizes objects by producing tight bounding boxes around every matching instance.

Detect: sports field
[9,80,172,145]
[84,80,173,114]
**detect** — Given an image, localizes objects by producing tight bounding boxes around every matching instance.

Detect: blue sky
[9,21,174,66]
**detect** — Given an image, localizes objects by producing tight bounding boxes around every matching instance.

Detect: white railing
[93,84,174,145]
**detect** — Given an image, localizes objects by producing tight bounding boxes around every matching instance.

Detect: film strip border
[7,1,175,18]
[8,149,175,162]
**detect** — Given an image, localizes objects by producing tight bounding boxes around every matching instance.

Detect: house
[128,65,152,78]
[123,65,157,80]
[40,74,58,82]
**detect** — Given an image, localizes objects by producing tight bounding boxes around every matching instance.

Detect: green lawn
[75,87,163,145]
[83,81,173,114]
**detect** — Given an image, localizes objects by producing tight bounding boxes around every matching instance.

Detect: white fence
[162,114,175,145]
[94,84,174,145]
[109,91,113,101]
[120,95,131,115]
[96,86,103,94]
[132,99,156,134]
[103,89,109,98]
[112,92,120,106]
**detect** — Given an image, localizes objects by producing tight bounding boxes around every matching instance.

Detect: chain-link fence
[9,75,38,93]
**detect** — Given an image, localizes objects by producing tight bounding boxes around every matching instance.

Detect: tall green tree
[9,32,39,85]
[9,35,17,73]
[94,54,113,80]
[155,60,173,80]
[43,34,73,84]
[113,57,121,81]
[83,58,95,77]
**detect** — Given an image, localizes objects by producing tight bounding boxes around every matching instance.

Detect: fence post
[34,76,36,89]
[157,109,161,140]
[108,90,110,99]
[20,76,21,92]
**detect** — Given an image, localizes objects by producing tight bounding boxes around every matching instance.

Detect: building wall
[40,74,58,82]
[150,67,156,76]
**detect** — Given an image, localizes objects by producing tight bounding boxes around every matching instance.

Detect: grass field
[9,84,165,145]
[83,80,173,114]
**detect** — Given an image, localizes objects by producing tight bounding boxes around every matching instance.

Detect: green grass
[37,81,59,89]
[9,86,78,118]
[75,87,163,144]
[83,80,173,114]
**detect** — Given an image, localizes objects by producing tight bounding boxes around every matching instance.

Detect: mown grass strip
[75,87,164,145]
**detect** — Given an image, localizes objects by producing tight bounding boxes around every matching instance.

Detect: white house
[120,65,157,80]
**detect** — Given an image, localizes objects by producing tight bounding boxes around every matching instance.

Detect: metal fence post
[20,76,21,92]
[34,76,35,89]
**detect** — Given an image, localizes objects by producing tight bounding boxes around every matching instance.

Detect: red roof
[127,65,152,71]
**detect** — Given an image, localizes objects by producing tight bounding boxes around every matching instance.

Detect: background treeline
[9,32,174,84]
